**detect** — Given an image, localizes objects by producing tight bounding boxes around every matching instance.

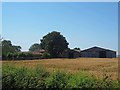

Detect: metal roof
[81,46,116,52]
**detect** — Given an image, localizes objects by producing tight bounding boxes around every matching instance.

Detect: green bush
[2,64,49,89]
[66,72,98,88]
[41,52,51,59]
[46,71,69,89]
[6,52,14,60]
[2,64,119,89]
[2,52,43,60]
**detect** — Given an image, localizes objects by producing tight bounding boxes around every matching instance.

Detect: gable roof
[32,49,45,54]
[81,46,116,52]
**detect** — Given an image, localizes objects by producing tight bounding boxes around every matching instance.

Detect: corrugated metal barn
[80,46,116,58]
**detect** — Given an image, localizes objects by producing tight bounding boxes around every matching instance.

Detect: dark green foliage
[6,52,14,60]
[2,65,119,89]
[2,40,22,60]
[12,45,21,52]
[29,43,41,52]
[74,47,80,50]
[46,71,69,89]
[2,65,49,89]
[41,52,51,59]
[2,52,42,60]
[40,31,69,58]
[2,40,21,54]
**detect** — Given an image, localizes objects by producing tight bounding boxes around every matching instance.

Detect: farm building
[80,46,116,58]
[31,49,45,55]
[60,49,80,58]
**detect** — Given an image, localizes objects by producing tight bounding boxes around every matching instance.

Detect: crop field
[2,58,118,80]
[2,58,119,89]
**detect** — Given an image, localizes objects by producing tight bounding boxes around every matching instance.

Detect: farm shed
[60,49,80,58]
[80,46,116,58]
[31,49,45,55]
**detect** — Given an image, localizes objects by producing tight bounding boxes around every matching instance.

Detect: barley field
[2,58,118,80]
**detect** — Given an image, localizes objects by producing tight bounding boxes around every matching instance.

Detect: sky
[2,2,118,52]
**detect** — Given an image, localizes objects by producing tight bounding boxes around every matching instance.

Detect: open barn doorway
[99,51,106,58]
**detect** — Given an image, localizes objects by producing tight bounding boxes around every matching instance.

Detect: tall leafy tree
[29,43,41,52]
[2,40,21,54]
[40,31,69,58]
[13,45,22,52]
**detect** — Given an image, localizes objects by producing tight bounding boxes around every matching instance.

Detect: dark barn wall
[60,47,116,58]
[80,51,99,58]
[72,51,80,58]
[80,47,116,58]
[99,51,106,58]
[60,50,80,58]
[106,51,116,58]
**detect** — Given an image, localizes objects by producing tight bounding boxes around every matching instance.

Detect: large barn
[80,46,116,58]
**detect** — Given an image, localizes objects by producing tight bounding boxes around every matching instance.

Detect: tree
[2,40,21,54]
[2,40,14,54]
[74,47,80,50]
[29,43,41,52]
[40,31,69,58]
[6,52,14,60]
[13,45,21,52]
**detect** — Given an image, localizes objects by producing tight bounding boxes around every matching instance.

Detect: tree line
[1,31,80,60]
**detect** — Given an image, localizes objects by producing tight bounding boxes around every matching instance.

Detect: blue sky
[2,2,118,51]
